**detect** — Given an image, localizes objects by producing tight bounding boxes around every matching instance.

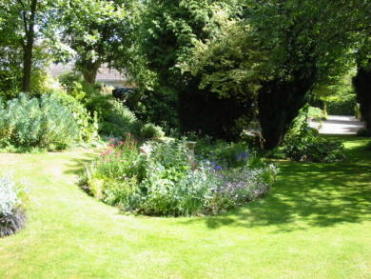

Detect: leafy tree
[185,0,370,149]
[353,37,371,134]
[125,0,254,139]
[312,68,357,115]
[56,0,131,84]
[0,0,54,93]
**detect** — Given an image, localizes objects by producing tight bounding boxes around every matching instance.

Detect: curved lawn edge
[0,137,369,279]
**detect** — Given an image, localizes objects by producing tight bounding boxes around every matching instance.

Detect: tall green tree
[126,0,254,138]
[0,0,54,93]
[353,37,371,134]
[56,0,131,84]
[186,0,370,148]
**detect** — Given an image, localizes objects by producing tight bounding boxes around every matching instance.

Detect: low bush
[59,72,101,101]
[307,106,327,120]
[81,139,277,216]
[0,93,95,150]
[139,123,165,140]
[58,72,166,141]
[0,176,26,237]
[282,121,346,162]
[47,91,99,142]
[99,100,138,137]
[127,89,179,133]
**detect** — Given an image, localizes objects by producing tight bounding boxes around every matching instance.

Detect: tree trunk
[353,64,371,134]
[21,0,37,93]
[258,73,315,150]
[323,102,328,116]
[81,61,101,84]
[22,37,34,92]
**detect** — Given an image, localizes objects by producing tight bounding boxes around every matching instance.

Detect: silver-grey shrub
[0,94,80,149]
[0,176,26,237]
[0,176,19,216]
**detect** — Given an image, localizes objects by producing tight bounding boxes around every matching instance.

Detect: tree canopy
[0,0,370,145]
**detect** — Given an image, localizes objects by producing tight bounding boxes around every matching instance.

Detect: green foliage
[180,0,370,148]
[0,0,58,92]
[0,93,82,150]
[123,0,248,138]
[128,89,179,132]
[58,72,165,140]
[99,100,138,137]
[327,98,357,116]
[282,118,346,163]
[58,72,88,101]
[55,0,132,83]
[195,139,252,168]
[81,139,277,216]
[47,91,99,142]
[313,68,357,116]
[139,123,165,140]
[306,106,327,121]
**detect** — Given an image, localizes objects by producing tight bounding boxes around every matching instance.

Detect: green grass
[0,137,370,279]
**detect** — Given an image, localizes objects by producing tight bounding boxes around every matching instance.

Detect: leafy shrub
[59,72,90,101]
[30,69,52,96]
[99,100,138,137]
[92,98,165,141]
[0,93,83,150]
[58,72,167,140]
[178,89,255,141]
[282,122,346,162]
[81,139,277,216]
[47,91,99,142]
[327,97,357,116]
[0,176,26,237]
[139,123,165,140]
[128,89,179,133]
[307,106,327,120]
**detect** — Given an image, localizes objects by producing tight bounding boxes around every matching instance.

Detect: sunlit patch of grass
[0,137,370,279]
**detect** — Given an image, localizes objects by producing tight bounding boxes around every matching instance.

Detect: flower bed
[80,138,278,216]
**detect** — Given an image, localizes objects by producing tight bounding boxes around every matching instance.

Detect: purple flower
[214,165,223,171]
[236,152,249,161]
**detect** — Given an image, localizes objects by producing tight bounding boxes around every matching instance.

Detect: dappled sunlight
[181,139,371,231]
[0,138,370,279]
[63,151,100,176]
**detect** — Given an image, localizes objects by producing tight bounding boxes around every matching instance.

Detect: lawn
[0,137,370,279]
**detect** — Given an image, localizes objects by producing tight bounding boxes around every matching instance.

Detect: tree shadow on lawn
[62,139,371,233]
[182,140,371,232]
[64,152,99,176]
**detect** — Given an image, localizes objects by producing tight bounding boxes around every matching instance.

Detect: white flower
[140,143,153,156]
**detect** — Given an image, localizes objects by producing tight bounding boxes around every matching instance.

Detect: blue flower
[236,152,249,161]
[214,165,223,171]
